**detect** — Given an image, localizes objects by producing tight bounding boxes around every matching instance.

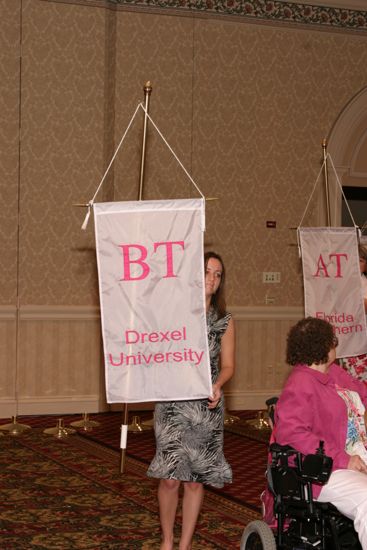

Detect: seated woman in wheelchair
[275,317,367,548]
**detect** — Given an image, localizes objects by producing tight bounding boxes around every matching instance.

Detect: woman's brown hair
[204,251,227,319]
[286,316,338,366]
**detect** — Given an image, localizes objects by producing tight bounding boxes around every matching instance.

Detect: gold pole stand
[245,410,270,431]
[141,413,154,429]
[224,409,240,425]
[69,412,100,431]
[44,418,76,439]
[0,415,31,436]
[128,415,151,432]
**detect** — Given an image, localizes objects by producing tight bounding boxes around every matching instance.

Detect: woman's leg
[158,478,181,550]
[179,482,204,550]
[318,469,367,548]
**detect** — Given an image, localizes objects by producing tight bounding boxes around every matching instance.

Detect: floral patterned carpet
[0,412,265,549]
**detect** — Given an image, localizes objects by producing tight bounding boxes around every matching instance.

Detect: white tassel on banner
[81,201,92,231]
[120,424,128,449]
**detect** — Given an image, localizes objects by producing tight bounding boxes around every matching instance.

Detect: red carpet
[7,411,268,512]
[0,428,260,548]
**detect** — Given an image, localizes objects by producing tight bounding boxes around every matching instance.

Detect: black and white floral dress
[147,309,232,488]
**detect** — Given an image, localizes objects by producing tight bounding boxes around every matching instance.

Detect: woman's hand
[347,454,367,473]
[208,383,221,409]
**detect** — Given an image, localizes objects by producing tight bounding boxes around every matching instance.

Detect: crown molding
[286,0,367,10]
[110,0,367,32]
[41,0,367,32]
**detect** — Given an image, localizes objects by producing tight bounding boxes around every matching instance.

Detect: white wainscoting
[0,304,303,417]
[225,306,302,410]
[0,305,107,418]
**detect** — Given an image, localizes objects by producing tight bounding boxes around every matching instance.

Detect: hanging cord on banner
[80,103,142,230]
[296,159,326,258]
[80,103,207,230]
[327,153,360,233]
[139,103,205,200]
[296,152,360,258]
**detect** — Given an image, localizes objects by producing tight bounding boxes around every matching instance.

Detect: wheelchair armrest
[269,442,297,455]
[269,441,333,485]
[301,453,333,484]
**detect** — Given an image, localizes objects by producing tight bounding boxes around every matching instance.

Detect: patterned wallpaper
[1,0,367,307]
[0,1,21,305]
[18,0,107,304]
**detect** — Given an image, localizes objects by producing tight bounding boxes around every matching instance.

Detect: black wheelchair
[240,401,361,549]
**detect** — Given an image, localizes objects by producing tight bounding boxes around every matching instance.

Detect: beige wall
[1,0,367,416]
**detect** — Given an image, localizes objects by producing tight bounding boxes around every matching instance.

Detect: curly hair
[286,317,338,366]
[204,251,227,319]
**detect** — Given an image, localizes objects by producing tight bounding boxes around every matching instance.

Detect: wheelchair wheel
[240,520,276,550]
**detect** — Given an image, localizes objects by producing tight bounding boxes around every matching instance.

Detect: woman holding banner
[341,244,367,385]
[147,251,235,550]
